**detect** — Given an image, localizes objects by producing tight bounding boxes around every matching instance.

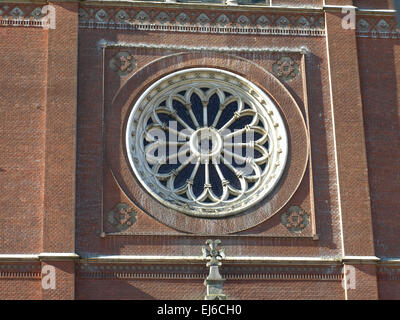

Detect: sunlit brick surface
[0,0,399,299]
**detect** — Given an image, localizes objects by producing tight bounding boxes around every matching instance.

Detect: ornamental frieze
[1,4,399,39]
[78,7,325,36]
[77,263,343,281]
[356,16,400,38]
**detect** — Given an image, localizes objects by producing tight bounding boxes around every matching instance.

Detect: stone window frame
[125,68,289,218]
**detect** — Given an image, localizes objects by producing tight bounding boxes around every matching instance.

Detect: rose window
[126,68,288,217]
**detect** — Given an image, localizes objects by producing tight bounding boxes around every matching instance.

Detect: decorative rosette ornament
[126,68,288,217]
[281,206,309,233]
[107,203,137,231]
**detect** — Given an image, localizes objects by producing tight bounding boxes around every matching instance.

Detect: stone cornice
[322,4,356,12]
[2,254,400,281]
[0,254,40,262]
[81,255,344,265]
[357,9,397,17]
[1,253,396,265]
[82,1,322,13]
[342,256,381,265]
[0,253,79,261]
[99,41,309,54]
[38,253,80,261]
[0,0,396,16]
[379,258,400,265]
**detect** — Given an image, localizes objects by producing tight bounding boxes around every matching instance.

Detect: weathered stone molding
[38,253,80,261]
[0,253,79,261]
[1,253,398,265]
[322,4,356,12]
[81,255,339,264]
[80,1,321,12]
[1,0,396,14]
[1,255,397,281]
[0,254,39,262]
[99,40,309,54]
[342,256,381,264]
[380,258,400,265]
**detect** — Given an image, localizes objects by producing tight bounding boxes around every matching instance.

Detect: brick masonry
[0,0,399,299]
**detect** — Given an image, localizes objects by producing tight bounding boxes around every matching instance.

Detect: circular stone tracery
[189,127,222,159]
[126,68,288,217]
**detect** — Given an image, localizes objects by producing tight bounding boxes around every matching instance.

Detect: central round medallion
[189,127,223,160]
[126,68,288,217]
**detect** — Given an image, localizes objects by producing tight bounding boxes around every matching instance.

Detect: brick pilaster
[42,1,79,299]
[325,10,377,299]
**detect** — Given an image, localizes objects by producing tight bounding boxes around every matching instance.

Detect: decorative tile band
[1,4,398,39]
[0,17,45,28]
[378,267,400,281]
[0,263,41,279]
[78,7,325,36]
[0,271,41,279]
[0,5,46,28]
[81,21,325,36]
[77,263,343,281]
[356,16,400,39]
[78,271,342,280]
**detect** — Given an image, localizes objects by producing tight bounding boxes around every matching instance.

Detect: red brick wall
[42,2,78,254]
[0,1,399,300]
[358,38,400,259]
[357,37,400,299]
[77,278,344,300]
[0,263,42,300]
[0,27,47,254]
[76,26,342,258]
[77,279,206,300]
[354,0,395,9]
[325,12,375,257]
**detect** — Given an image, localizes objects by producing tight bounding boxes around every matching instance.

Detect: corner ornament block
[107,203,137,232]
[202,239,226,300]
[281,205,309,233]
[109,52,136,77]
[273,56,299,82]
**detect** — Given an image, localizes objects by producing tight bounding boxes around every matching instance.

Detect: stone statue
[202,239,227,300]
